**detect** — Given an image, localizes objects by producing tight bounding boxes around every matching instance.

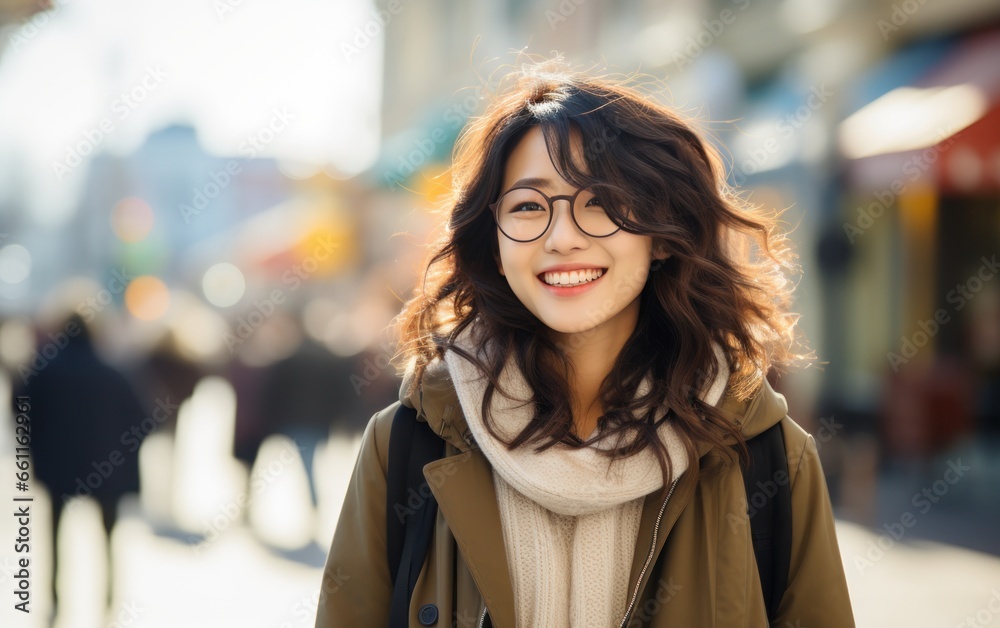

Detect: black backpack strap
[386,403,446,628]
[741,421,792,622]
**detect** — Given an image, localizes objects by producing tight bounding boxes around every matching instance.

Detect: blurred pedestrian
[14,313,147,614]
[258,326,368,506]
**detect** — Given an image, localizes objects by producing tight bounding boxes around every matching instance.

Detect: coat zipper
[474,385,762,628]
[618,475,681,628]
[614,378,766,627]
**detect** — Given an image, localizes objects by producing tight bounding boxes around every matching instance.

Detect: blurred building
[835,29,1000,458]
[0,0,998,583]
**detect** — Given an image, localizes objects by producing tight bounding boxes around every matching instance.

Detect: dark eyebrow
[508,177,552,189]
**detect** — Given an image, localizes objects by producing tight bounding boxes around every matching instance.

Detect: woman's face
[495,126,668,342]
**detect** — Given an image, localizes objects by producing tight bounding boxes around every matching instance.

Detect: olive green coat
[315,364,855,627]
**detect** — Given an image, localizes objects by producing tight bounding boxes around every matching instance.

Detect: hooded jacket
[315,353,856,627]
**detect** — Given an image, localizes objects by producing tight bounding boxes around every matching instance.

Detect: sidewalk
[837,519,1000,627]
[2,502,997,628]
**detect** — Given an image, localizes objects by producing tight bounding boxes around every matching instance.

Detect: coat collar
[400,354,789,628]
[399,355,474,451]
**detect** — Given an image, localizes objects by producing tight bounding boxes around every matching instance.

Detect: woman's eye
[586,197,604,207]
[513,203,544,213]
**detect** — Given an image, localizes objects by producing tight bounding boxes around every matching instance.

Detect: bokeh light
[110,197,155,243]
[124,275,170,321]
[0,318,34,367]
[202,263,246,308]
[120,233,170,277]
[167,292,230,364]
[0,244,32,284]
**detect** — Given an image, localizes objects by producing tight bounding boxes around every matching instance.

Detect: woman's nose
[544,199,589,251]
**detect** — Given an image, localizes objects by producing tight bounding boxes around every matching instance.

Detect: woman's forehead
[502,125,589,189]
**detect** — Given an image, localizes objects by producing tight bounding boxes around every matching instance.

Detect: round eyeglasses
[490,184,627,243]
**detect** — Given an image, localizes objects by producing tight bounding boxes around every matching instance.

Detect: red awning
[844,29,1000,194]
[936,101,1000,193]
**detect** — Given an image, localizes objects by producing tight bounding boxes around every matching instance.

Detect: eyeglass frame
[489,183,628,243]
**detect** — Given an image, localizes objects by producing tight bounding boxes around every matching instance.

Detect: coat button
[418,603,438,625]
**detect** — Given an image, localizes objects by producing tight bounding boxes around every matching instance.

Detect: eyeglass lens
[495,185,621,241]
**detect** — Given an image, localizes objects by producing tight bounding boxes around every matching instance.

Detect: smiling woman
[315,57,855,628]
[492,125,668,439]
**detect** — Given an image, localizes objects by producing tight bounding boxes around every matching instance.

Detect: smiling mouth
[538,268,607,287]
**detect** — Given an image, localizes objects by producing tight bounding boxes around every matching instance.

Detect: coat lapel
[424,449,516,628]
[429,446,703,628]
[625,460,700,610]
[623,377,769,614]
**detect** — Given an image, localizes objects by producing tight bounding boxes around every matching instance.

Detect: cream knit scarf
[443,324,729,627]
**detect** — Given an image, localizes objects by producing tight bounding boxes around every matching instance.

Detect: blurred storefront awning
[182,194,359,289]
[936,102,1000,193]
[840,29,1000,191]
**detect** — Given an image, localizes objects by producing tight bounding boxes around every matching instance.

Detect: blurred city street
[1,0,999,626]
[1,482,998,627]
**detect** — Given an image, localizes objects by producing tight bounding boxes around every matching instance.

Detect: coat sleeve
[773,423,856,627]
[315,403,398,627]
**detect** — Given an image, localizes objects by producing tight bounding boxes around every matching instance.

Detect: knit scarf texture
[442,323,730,627]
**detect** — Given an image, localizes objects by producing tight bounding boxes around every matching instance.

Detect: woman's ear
[652,241,672,261]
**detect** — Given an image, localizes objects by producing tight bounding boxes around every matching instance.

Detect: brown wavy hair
[391,58,814,493]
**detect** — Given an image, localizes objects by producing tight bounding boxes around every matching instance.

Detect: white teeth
[542,268,604,286]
